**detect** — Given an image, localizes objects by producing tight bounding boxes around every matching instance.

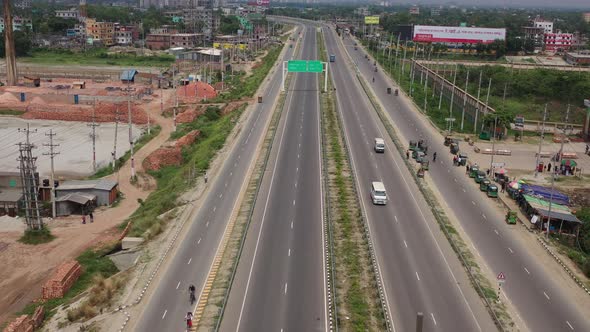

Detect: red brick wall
[42,261,82,300]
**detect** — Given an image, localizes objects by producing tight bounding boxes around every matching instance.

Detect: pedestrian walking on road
[89,212,94,223]
[204,172,208,184]
[406,150,410,159]
[547,163,552,172]
[586,145,589,154]
[82,215,86,224]
[466,164,470,175]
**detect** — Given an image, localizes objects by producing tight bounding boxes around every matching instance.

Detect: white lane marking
[288,249,291,257]
[394,215,399,223]
[415,272,420,281]
[454,178,457,182]
[543,291,550,300]
[176,281,181,289]
[219,193,223,198]
[471,201,476,205]
[213,206,217,212]
[295,182,297,188]
[508,247,513,254]
[225,182,227,187]
[236,72,298,330]
[298,153,300,159]
[284,283,288,294]
[566,321,574,330]
[431,313,437,325]
[198,238,201,244]
[161,309,167,320]
[448,169,450,173]
[296,167,299,172]
[230,172,233,176]
[293,200,296,206]
[403,240,408,248]
[206,221,209,227]
[187,258,192,265]
[482,214,487,220]
[524,267,531,275]
[291,220,294,229]
[494,229,499,235]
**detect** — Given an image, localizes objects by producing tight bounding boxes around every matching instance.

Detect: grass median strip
[318,29,386,331]
[355,69,516,330]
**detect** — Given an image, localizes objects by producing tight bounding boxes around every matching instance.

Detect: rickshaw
[480,179,491,191]
[475,170,486,183]
[414,151,426,162]
[409,140,418,151]
[394,89,399,96]
[421,160,430,170]
[450,142,460,155]
[505,210,517,224]
[444,136,459,146]
[458,153,468,166]
[469,166,480,178]
[487,185,499,198]
[417,167,425,178]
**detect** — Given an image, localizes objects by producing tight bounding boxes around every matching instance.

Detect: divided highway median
[318,29,387,331]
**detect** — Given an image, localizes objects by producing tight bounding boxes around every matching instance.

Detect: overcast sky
[386,0,590,9]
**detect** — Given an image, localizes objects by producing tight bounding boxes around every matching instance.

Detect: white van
[374,138,385,153]
[370,181,387,205]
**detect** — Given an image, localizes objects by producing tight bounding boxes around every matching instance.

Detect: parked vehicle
[475,171,486,183]
[458,153,468,166]
[487,185,499,198]
[370,181,387,205]
[450,142,460,155]
[480,179,491,191]
[470,166,480,178]
[505,210,517,224]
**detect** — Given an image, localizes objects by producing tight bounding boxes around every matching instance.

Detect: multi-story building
[431,8,441,16]
[583,13,590,23]
[164,8,215,38]
[85,18,115,46]
[0,17,33,33]
[55,9,80,20]
[564,50,590,65]
[409,6,420,15]
[114,24,138,45]
[146,33,204,50]
[532,16,553,34]
[544,32,573,52]
[14,0,31,9]
[66,24,86,37]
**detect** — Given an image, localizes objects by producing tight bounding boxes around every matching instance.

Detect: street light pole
[534,104,548,178]
[489,114,498,176]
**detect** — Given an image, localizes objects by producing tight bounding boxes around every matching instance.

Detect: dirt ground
[0,88,175,326]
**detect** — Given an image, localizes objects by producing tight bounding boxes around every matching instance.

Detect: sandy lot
[0,117,142,178]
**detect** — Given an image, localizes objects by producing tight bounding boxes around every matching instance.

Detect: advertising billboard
[413,25,506,44]
[247,0,269,6]
[365,16,380,25]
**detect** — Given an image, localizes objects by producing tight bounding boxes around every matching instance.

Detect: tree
[220,15,240,35]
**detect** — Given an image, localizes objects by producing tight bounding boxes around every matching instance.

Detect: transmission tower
[17,124,42,230]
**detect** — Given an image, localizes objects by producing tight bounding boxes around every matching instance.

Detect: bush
[19,226,55,245]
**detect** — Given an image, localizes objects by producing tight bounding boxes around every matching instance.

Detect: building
[114,24,136,45]
[409,6,420,15]
[0,17,33,33]
[55,179,118,216]
[164,8,216,37]
[583,13,590,23]
[544,32,573,52]
[431,8,441,16]
[564,50,590,65]
[85,18,115,46]
[0,172,24,217]
[66,24,85,37]
[146,33,204,50]
[532,16,553,34]
[14,0,31,9]
[55,9,80,20]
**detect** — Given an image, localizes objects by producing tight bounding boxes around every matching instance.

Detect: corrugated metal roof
[0,189,23,203]
[56,192,96,205]
[56,179,118,191]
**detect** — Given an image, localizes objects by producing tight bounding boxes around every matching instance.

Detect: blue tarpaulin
[120,69,137,82]
[520,184,570,206]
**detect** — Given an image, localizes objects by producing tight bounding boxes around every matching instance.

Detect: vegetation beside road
[127,104,245,238]
[555,207,590,279]
[0,109,25,116]
[319,31,386,331]
[20,49,174,67]
[18,226,55,245]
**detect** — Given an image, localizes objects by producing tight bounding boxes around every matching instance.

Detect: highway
[343,31,590,331]
[133,27,301,332]
[219,24,327,332]
[323,26,496,331]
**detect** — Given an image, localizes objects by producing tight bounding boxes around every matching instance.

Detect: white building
[55,9,80,20]
[533,16,553,34]
[115,30,133,45]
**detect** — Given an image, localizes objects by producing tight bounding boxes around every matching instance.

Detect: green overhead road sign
[287,60,323,73]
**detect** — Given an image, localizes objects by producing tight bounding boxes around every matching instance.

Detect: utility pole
[88,100,99,171]
[438,64,445,110]
[112,107,119,169]
[482,78,492,132]
[534,104,548,178]
[489,114,498,176]
[461,70,470,131]
[557,104,571,235]
[43,129,59,219]
[448,64,458,133]
[17,124,42,230]
[128,81,135,179]
[474,71,483,134]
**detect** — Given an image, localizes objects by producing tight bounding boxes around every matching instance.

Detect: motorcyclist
[433,152,437,162]
[185,312,193,329]
[188,284,196,304]
[372,76,375,83]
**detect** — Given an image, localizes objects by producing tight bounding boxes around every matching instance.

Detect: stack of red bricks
[2,315,33,332]
[31,307,44,329]
[143,146,182,171]
[176,107,204,123]
[42,261,82,300]
[176,130,201,147]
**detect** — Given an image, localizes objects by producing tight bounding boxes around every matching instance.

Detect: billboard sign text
[413,25,506,44]
[365,16,380,25]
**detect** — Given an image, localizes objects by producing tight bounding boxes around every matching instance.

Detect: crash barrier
[42,261,82,300]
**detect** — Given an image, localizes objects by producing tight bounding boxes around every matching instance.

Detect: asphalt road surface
[323,26,496,332]
[219,24,327,332]
[133,27,301,332]
[343,31,590,331]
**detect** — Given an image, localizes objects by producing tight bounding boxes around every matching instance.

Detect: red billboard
[413,25,506,44]
[247,0,270,6]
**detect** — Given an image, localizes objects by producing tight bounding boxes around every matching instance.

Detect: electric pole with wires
[88,100,100,171]
[43,129,59,218]
[17,124,42,230]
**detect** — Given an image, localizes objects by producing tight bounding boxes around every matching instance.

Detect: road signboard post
[445,117,456,134]
[492,162,505,168]
[283,60,328,92]
[496,272,506,302]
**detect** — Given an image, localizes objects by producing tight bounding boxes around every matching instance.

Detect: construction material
[2,315,32,332]
[42,261,82,300]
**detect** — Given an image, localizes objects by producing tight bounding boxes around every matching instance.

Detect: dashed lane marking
[415,272,420,281]
[162,310,167,320]
[524,267,531,275]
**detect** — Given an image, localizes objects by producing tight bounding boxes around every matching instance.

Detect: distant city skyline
[297,0,590,9]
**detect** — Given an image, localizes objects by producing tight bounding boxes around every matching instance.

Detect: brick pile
[21,102,148,124]
[176,130,201,147]
[143,146,182,171]
[31,306,44,329]
[176,106,204,123]
[42,261,82,300]
[221,102,247,115]
[177,82,217,103]
[143,130,201,171]
[2,315,33,332]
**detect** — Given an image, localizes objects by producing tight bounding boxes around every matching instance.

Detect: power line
[43,129,59,219]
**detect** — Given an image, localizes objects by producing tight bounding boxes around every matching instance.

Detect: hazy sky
[391,0,590,9]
